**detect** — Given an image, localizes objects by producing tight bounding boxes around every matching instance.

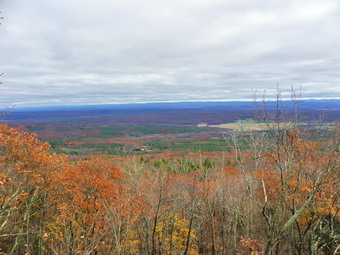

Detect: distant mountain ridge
[3,100,340,124]
[12,99,340,112]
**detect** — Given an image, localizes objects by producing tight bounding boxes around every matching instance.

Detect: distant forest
[0,98,339,254]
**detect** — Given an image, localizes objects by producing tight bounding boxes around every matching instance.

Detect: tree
[0,124,67,254]
[228,89,340,254]
[48,156,123,254]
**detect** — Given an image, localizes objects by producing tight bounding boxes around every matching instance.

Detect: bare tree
[227,88,340,255]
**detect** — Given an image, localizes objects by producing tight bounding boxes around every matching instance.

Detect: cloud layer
[1,0,340,107]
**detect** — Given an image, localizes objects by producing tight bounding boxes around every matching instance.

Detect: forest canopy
[0,101,339,255]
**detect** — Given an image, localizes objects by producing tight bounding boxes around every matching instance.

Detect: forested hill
[4,100,340,124]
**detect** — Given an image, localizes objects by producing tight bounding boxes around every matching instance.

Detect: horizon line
[7,97,340,110]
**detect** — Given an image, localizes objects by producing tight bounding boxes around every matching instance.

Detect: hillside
[0,101,339,254]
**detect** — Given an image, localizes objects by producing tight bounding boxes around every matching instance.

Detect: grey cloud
[1,0,340,107]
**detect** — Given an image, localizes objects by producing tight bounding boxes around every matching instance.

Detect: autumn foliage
[0,123,339,254]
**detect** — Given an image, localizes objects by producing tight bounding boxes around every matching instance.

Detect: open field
[198,118,269,131]
[198,118,334,131]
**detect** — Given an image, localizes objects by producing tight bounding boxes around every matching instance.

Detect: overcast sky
[1,0,340,107]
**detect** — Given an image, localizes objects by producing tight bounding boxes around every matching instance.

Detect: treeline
[0,123,339,255]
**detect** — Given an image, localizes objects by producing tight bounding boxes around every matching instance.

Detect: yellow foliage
[124,229,141,254]
[156,213,198,254]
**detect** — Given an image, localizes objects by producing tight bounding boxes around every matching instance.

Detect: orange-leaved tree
[48,156,123,254]
[0,124,67,254]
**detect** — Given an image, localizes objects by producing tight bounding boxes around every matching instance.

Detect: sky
[1,0,340,107]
